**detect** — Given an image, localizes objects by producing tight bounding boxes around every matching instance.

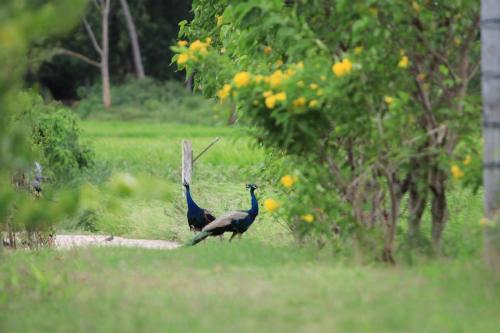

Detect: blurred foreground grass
[1,242,500,333]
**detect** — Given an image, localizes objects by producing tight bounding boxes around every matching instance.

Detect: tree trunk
[119,0,145,79]
[408,183,427,240]
[101,0,112,108]
[429,167,448,251]
[382,172,403,264]
[482,0,500,271]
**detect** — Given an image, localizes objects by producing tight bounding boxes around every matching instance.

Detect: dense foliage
[75,78,220,125]
[0,0,86,248]
[16,91,94,182]
[175,0,481,261]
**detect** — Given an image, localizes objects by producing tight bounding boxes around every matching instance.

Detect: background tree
[54,0,112,107]
[119,0,145,79]
[27,0,192,102]
[175,0,481,262]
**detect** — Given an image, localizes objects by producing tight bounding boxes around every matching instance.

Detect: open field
[1,121,497,333]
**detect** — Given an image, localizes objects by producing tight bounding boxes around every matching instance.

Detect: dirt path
[54,234,181,250]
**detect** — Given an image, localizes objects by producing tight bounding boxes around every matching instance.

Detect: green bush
[175,0,481,262]
[75,78,222,125]
[16,91,94,183]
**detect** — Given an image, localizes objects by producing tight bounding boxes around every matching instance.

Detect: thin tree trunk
[382,172,403,264]
[119,0,145,78]
[101,0,112,108]
[482,0,500,271]
[429,167,448,251]
[408,184,427,240]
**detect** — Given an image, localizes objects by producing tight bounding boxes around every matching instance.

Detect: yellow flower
[254,75,264,83]
[310,83,319,90]
[296,61,304,69]
[177,53,190,65]
[354,46,363,55]
[320,75,327,81]
[463,155,472,166]
[275,59,283,67]
[480,218,492,227]
[216,15,223,27]
[332,58,353,77]
[451,165,464,179]
[264,198,279,212]
[265,95,277,109]
[285,68,296,78]
[275,92,287,102]
[309,99,319,108]
[301,214,314,223]
[216,84,232,101]
[263,90,273,98]
[384,96,394,105]
[280,175,295,188]
[233,71,252,88]
[264,46,272,55]
[412,1,420,12]
[398,55,409,69]
[293,97,306,107]
[189,40,208,54]
[297,80,305,87]
[269,70,283,88]
[177,40,188,47]
[205,37,212,44]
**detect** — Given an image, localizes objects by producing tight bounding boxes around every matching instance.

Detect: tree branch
[53,48,101,68]
[83,18,102,56]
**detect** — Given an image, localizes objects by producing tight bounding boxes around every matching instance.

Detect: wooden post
[482,0,500,271]
[182,140,193,185]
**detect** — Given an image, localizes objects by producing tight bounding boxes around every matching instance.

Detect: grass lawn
[1,120,498,333]
[1,243,500,333]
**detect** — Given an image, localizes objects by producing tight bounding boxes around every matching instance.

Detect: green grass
[64,120,287,244]
[1,120,498,333]
[1,243,500,333]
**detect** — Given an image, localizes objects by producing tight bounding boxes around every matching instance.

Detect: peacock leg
[229,232,237,242]
[219,235,224,242]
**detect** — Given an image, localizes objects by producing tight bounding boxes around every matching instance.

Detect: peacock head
[183,180,190,189]
[246,184,258,192]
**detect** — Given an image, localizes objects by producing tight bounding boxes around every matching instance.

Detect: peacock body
[184,182,216,232]
[186,184,259,246]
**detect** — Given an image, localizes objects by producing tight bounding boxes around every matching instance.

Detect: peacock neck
[185,188,200,211]
[248,190,258,217]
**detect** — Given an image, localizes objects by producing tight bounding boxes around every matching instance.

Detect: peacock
[184,181,216,232]
[186,184,259,246]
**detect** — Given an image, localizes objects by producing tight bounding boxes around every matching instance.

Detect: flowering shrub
[175,0,481,261]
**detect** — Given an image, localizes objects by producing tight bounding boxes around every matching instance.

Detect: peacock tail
[185,230,210,246]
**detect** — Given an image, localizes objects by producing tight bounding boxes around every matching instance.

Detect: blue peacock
[186,184,259,246]
[184,181,216,232]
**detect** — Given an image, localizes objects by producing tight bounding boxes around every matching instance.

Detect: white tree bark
[482,0,500,270]
[101,0,112,108]
[119,0,145,79]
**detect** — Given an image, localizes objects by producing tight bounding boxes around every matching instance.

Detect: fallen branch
[193,137,220,164]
